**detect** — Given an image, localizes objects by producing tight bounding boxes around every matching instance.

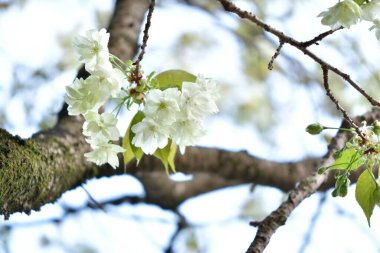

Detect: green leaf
[354,0,366,6]
[122,111,144,166]
[325,148,365,172]
[153,139,177,174]
[332,174,350,197]
[317,167,328,174]
[154,70,196,90]
[355,169,377,226]
[374,188,380,208]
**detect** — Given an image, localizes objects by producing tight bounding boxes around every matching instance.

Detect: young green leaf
[153,139,177,174]
[317,167,328,174]
[355,169,377,226]
[325,148,365,172]
[167,142,177,173]
[354,0,366,6]
[122,111,145,166]
[154,70,196,90]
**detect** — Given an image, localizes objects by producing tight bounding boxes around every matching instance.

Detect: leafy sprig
[307,120,380,225]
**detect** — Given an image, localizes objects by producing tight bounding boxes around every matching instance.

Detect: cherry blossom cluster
[64,29,219,169]
[131,76,219,155]
[65,29,125,168]
[319,0,380,40]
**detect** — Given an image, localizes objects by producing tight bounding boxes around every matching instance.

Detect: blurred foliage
[0,0,27,10]
[173,228,204,253]
[40,235,98,253]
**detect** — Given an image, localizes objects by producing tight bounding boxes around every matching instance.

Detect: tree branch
[2,108,380,217]
[216,0,380,108]
[244,110,380,253]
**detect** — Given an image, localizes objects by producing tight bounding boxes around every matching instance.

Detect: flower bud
[306,123,324,135]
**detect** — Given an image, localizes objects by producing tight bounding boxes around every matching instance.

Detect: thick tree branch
[2,108,380,217]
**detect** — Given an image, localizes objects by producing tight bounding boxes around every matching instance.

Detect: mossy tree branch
[2,108,380,217]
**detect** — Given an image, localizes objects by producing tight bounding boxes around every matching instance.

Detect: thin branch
[216,0,380,107]
[133,0,155,84]
[2,195,146,228]
[165,212,188,253]
[80,186,106,212]
[245,173,328,253]
[243,111,365,253]
[300,28,342,47]
[268,40,284,70]
[321,66,364,138]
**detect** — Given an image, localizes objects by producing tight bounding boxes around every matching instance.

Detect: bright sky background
[2,0,380,252]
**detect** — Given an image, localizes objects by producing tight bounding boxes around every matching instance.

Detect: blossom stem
[109,54,127,71]
[323,127,356,132]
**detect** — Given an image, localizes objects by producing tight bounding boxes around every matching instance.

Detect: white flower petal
[73,29,111,73]
[319,0,362,29]
[131,117,170,155]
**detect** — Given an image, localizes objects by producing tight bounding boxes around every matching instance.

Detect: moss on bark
[0,128,50,218]
[0,127,98,219]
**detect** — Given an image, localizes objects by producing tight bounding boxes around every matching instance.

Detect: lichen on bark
[0,126,97,219]
[0,128,52,218]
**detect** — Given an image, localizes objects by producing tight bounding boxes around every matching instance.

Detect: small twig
[164,212,188,253]
[81,186,105,211]
[249,221,261,227]
[301,28,342,47]
[268,40,284,70]
[321,66,364,139]
[2,194,146,228]
[133,0,155,84]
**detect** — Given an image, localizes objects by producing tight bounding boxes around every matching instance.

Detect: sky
[1,0,380,252]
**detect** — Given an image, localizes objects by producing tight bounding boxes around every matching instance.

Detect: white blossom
[84,137,125,169]
[144,88,181,124]
[318,0,362,29]
[171,119,206,154]
[196,76,220,101]
[64,77,107,115]
[73,28,110,72]
[83,111,120,141]
[131,117,171,154]
[91,67,125,98]
[362,0,380,21]
[180,79,219,121]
